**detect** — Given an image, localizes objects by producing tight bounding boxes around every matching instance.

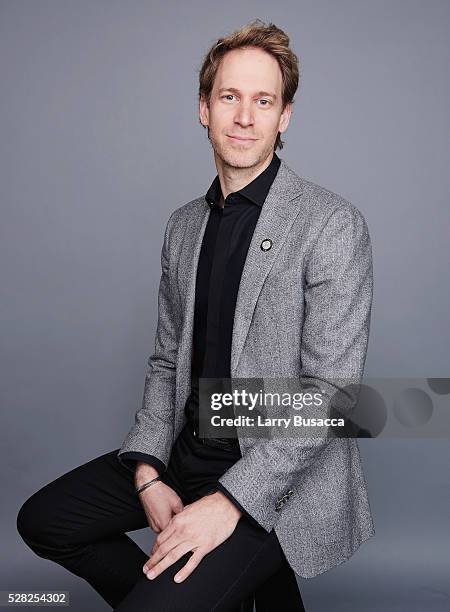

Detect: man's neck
[214,151,274,204]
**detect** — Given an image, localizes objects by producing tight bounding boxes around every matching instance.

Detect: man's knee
[17,489,56,552]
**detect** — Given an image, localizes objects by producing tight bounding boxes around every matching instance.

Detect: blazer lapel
[230,159,304,375]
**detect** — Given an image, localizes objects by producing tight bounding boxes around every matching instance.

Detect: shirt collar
[205,152,281,209]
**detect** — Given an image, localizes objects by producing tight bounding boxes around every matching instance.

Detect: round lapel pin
[260,238,272,251]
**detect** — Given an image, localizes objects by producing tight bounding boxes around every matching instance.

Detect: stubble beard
[208,129,275,171]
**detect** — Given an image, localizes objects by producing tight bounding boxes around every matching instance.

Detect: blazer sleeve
[217,202,374,533]
[117,210,179,469]
[117,452,166,477]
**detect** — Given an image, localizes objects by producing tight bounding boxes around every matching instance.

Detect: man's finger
[145,542,193,580]
[145,522,175,571]
[147,531,182,569]
[149,527,164,557]
[146,527,185,572]
[156,520,177,546]
[173,549,204,583]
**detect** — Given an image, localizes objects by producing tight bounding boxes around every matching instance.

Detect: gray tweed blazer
[118,157,375,578]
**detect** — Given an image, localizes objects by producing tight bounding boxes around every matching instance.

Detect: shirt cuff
[117,451,166,477]
[215,483,264,529]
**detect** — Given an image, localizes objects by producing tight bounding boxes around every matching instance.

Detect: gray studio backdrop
[1,1,449,611]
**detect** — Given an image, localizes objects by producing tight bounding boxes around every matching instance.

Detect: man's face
[199,47,292,169]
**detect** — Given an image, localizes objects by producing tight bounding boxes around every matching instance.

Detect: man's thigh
[17,448,148,549]
[114,516,286,612]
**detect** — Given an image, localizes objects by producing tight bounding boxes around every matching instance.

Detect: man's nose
[234,102,254,127]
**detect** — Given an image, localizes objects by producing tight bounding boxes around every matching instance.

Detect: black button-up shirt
[119,153,281,522]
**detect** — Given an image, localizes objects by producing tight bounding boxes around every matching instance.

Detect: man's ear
[278,102,293,134]
[199,95,210,127]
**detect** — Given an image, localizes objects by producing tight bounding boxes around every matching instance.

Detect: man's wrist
[213,490,243,521]
[135,462,159,487]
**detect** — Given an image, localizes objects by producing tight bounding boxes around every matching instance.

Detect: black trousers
[16,448,305,611]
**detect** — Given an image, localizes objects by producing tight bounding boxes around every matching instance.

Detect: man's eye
[221,95,271,105]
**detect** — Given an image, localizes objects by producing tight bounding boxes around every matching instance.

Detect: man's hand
[136,463,184,533]
[142,491,242,583]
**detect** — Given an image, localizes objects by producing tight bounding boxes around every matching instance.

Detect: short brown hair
[198,19,300,151]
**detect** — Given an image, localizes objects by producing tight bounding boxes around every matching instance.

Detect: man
[17,20,374,611]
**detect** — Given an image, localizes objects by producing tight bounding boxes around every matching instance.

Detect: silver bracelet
[135,476,161,495]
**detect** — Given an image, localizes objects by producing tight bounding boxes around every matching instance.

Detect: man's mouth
[227,135,258,142]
